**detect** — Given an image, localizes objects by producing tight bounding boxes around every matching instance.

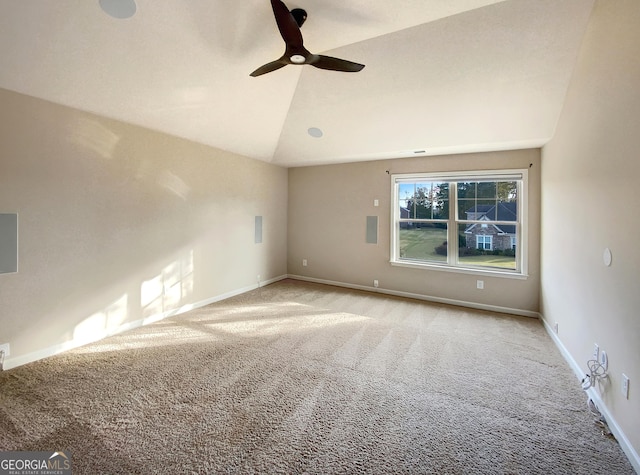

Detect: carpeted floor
[0,279,634,474]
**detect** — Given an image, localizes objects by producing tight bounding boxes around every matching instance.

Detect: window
[391,170,527,276]
[476,235,492,250]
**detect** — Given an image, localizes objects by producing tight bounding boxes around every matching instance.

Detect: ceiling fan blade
[271,0,303,48]
[250,59,288,77]
[311,55,365,73]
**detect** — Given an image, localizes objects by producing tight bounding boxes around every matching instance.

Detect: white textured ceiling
[0,0,594,167]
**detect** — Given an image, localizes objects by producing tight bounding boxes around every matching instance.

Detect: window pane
[457,185,518,222]
[414,199,431,219]
[398,183,415,200]
[477,182,496,198]
[399,224,448,263]
[458,198,477,221]
[458,224,516,270]
[477,200,498,220]
[399,181,449,220]
[497,181,518,201]
[457,182,475,199]
[432,182,449,219]
[497,200,518,222]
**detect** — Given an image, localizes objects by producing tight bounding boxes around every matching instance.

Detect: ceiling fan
[250,0,365,77]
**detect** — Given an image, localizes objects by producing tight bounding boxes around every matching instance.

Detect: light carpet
[0,279,634,474]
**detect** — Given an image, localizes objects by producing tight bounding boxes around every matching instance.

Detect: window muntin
[392,170,527,275]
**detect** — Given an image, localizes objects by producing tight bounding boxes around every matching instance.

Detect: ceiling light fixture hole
[99,0,137,19]
[308,127,323,138]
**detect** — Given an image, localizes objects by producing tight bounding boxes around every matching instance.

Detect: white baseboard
[287,274,540,318]
[3,274,288,371]
[540,317,640,474]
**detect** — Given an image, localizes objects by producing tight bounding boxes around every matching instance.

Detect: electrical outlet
[553,322,559,334]
[374,199,379,207]
[622,374,630,399]
[257,274,261,283]
[302,259,307,267]
[373,280,379,288]
[476,280,484,290]
[593,343,599,361]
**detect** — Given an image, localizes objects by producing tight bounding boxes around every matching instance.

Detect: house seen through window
[391,170,528,275]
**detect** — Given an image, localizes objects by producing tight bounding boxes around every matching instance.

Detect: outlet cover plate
[622,374,630,399]
[0,343,9,357]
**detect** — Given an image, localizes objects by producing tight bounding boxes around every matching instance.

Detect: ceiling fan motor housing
[290,8,307,27]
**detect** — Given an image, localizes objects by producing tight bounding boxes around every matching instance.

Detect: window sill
[390,260,529,280]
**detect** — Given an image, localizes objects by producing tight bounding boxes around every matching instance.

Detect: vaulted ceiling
[0,0,594,167]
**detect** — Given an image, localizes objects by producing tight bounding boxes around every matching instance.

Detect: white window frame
[390,169,528,278]
[477,235,493,251]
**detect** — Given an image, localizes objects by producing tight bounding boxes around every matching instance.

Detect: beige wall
[541,0,640,460]
[288,149,540,314]
[0,89,287,366]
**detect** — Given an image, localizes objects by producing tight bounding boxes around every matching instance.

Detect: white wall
[541,0,640,463]
[0,89,288,367]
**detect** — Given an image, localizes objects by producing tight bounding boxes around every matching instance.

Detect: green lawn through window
[399,228,515,269]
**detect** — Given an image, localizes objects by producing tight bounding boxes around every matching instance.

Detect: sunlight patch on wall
[157,170,191,200]
[141,274,163,314]
[72,250,196,354]
[73,294,129,344]
[67,117,121,159]
[141,250,194,318]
